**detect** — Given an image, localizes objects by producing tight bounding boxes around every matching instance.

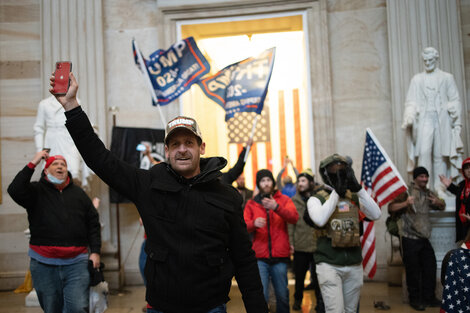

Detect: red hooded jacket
[244,190,299,259]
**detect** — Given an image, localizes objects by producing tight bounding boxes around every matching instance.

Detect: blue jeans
[30,258,89,313]
[257,260,289,313]
[147,304,226,313]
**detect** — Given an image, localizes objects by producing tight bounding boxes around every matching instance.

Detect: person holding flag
[388,166,445,311]
[360,128,409,280]
[304,154,381,313]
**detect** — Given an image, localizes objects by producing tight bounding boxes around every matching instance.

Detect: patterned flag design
[440,247,470,313]
[360,128,407,278]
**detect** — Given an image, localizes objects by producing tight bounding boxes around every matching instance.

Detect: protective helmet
[319,153,348,184]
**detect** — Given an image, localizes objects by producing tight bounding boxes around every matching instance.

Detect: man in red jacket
[244,169,299,313]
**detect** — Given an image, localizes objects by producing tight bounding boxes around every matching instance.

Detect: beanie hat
[45,155,67,169]
[462,157,470,170]
[413,166,429,179]
[297,169,314,182]
[256,169,275,189]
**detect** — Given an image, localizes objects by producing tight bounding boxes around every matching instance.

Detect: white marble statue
[33,95,92,187]
[402,47,463,195]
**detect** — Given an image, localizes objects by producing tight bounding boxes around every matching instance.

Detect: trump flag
[360,128,407,278]
[132,37,210,105]
[197,47,275,121]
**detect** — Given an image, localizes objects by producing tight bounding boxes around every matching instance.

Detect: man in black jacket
[8,151,101,313]
[49,73,267,313]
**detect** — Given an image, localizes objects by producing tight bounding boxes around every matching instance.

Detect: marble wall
[326,0,392,280]
[0,0,42,289]
[0,0,469,289]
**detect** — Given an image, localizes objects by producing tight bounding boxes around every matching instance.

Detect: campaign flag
[109,127,165,203]
[197,47,275,121]
[360,128,408,279]
[132,37,210,105]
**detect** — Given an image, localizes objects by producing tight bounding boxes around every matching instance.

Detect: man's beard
[260,186,273,195]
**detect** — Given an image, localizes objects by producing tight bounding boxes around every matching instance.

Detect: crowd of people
[6,46,470,313]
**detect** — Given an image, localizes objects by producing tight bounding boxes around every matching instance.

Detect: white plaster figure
[402,47,463,195]
[33,95,92,187]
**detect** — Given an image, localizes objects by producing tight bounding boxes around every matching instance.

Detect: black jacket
[448,181,470,242]
[7,167,101,254]
[65,107,267,313]
[220,147,247,185]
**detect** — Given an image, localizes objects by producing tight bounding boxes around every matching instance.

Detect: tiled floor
[0,281,440,313]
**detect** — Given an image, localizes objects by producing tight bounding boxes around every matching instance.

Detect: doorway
[178,13,314,190]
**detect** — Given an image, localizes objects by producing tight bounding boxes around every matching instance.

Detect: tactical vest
[315,191,361,248]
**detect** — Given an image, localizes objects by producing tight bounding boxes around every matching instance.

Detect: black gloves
[346,167,362,192]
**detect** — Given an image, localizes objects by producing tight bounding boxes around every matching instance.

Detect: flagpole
[244,114,259,162]
[108,106,124,291]
[133,39,167,127]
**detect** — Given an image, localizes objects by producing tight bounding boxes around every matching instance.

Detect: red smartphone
[52,61,72,95]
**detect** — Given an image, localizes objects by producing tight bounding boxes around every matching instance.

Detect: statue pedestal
[429,210,457,299]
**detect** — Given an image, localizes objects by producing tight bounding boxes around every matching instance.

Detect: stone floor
[0,281,440,313]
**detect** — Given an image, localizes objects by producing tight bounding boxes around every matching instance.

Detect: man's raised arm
[49,72,145,202]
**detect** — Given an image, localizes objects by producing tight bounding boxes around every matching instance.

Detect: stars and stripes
[440,247,470,313]
[360,128,407,279]
[361,128,407,207]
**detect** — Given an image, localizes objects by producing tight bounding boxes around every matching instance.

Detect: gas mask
[325,167,348,197]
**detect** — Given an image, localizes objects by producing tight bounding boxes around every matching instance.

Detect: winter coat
[64,107,267,313]
[244,191,298,259]
[288,193,316,253]
[7,167,100,253]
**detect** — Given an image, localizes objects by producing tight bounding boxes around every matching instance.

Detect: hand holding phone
[52,61,72,95]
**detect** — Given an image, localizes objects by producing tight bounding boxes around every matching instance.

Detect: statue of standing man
[402,47,464,196]
[34,95,93,188]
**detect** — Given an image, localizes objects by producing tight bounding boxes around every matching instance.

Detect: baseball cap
[164,116,203,145]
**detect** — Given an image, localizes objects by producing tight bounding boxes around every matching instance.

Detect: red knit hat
[462,157,470,169]
[45,155,67,169]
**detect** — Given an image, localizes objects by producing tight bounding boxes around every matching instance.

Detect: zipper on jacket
[267,209,272,258]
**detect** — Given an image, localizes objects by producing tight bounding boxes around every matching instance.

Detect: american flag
[440,247,470,313]
[360,128,407,278]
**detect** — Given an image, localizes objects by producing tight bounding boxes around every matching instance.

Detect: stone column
[40,0,107,142]
[386,0,466,296]
[40,0,120,287]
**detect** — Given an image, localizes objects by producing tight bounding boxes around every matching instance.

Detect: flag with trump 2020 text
[197,47,275,121]
[132,37,210,105]
[360,128,408,279]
